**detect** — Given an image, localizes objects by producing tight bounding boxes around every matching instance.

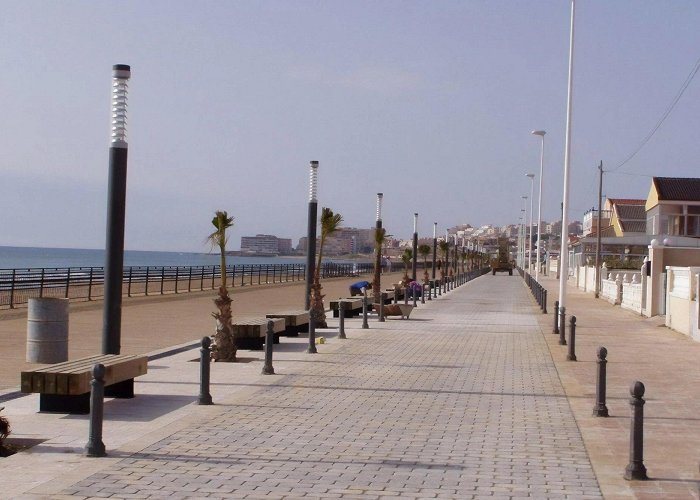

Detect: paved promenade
[1,272,699,498]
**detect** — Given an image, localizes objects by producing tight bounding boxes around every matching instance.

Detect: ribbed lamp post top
[110,64,130,148]
[309,161,318,202]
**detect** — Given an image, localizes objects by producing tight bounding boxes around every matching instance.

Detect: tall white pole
[526,174,535,274]
[559,0,576,311]
[532,131,546,280]
[520,196,528,271]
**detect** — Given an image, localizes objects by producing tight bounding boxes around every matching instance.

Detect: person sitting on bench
[349,280,372,296]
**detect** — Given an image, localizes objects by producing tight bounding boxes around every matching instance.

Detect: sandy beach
[0,271,407,392]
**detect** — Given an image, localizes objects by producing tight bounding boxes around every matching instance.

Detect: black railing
[520,268,547,314]
[0,262,374,309]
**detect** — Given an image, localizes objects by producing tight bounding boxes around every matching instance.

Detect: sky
[1,1,699,252]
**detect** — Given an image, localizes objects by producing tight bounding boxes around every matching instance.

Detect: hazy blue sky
[1,1,699,252]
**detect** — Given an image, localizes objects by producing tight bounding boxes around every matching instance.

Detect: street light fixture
[518,214,524,268]
[521,196,528,268]
[432,222,437,280]
[373,193,383,304]
[531,130,546,280]
[559,0,576,320]
[412,213,418,281]
[526,173,535,274]
[103,64,130,355]
[305,161,319,354]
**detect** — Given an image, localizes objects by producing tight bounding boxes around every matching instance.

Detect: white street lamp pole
[526,173,535,274]
[521,196,528,269]
[559,0,576,314]
[532,130,546,280]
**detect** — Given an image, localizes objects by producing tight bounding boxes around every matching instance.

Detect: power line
[610,56,700,173]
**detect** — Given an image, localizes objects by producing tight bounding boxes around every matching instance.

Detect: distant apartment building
[296,227,377,255]
[240,234,293,255]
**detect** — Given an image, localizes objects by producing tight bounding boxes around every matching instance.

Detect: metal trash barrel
[27,298,69,363]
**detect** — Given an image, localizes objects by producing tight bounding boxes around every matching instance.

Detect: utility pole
[594,161,603,298]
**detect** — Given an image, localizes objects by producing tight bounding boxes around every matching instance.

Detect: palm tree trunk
[373,247,382,303]
[309,269,327,328]
[211,286,236,361]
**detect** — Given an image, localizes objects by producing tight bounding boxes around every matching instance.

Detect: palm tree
[418,244,431,284]
[372,227,388,304]
[206,211,236,362]
[438,240,448,282]
[401,248,412,284]
[309,207,343,328]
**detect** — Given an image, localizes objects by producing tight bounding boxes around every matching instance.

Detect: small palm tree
[372,227,388,303]
[401,248,412,284]
[310,207,343,328]
[418,244,431,284]
[207,211,236,362]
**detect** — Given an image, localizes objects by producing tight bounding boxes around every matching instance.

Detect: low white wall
[621,276,643,314]
[665,267,700,338]
[601,276,621,305]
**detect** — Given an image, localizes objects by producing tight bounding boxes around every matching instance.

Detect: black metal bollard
[553,300,559,335]
[262,321,275,375]
[624,381,648,481]
[593,346,609,417]
[379,293,386,322]
[412,288,417,307]
[393,289,398,304]
[339,301,347,336]
[543,289,548,314]
[404,287,409,305]
[421,285,425,304]
[198,337,213,403]
[438,280,442,296]
[558,306,567,346]
[85,363,106,457]
[307,315,317,354]
[362,294,369,329]
[427,282,432,301]
[566,315,577,361]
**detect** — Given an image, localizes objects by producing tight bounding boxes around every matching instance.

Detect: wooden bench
[265,311,309,337]
[329,298,364,318]
[21,354,148,414]
[381,289,396,304]
[382,304,414,320]
[233,317,286,350]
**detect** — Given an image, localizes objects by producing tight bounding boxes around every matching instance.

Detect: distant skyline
[1,1,699,252]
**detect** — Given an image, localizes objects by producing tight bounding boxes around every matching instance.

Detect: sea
[0,246,319,270]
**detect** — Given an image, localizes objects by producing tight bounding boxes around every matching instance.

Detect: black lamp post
[304,161,318,310]
[444,230,450,283]
[432,222,437,280]
[373,193,383,304]
[102,64,130,355]
[305,161,319,353]
[412,213,418,281]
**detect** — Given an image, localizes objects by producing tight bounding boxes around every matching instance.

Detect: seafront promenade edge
[1,271,699,498]
[0,272,405,393]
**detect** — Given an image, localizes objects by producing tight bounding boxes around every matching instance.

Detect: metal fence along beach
[0,262,373,309]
